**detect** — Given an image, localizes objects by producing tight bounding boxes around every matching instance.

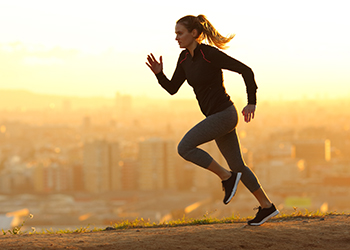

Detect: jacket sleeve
[208,47,258,105]
[155,54,186,95]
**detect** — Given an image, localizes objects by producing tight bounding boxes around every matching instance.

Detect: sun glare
[0,1,349,99]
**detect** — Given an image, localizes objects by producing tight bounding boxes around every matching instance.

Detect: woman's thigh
[178,105,238,150]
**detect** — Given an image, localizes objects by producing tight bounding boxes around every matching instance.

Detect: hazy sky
[0,0,349,101]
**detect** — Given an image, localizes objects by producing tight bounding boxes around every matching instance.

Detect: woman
[146,15,279,226]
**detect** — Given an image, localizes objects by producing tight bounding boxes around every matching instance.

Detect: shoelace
[222,179,228,191]
[253,206,262,215]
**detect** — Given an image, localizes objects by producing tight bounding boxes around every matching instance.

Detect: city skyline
[1,90,350,230]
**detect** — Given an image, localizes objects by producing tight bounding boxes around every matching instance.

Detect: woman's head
[176,15,203,39]
[176,15,234,50]
[175,20,199,50]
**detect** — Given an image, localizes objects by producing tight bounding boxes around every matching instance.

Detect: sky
[0,0,349,101]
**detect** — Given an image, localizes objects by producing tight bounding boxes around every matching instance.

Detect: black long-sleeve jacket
[156,43,258,117]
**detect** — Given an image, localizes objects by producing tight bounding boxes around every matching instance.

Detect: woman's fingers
[145,62,152,69]
[147,55,154,64]
[146,54,162,75]
[247,111,254,122]
[242,105,255,123]
[147,54,160,66]
[241,104,256,123]
[245,113,250,123]
[246,111,253,121]
[150,53,157,62]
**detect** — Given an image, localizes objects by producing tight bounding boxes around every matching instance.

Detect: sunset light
[0,0,349,100]
[1,0,350,243]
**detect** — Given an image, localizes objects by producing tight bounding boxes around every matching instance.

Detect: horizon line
[1,88,349,102]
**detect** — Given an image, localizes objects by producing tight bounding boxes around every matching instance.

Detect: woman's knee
[229,161,247,173]
[177,141,190,160]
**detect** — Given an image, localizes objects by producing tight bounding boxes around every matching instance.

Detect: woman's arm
[146,53,186,95]
[208,47,258,123]
[208,48,258,105]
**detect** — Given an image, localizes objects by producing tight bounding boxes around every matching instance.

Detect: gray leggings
[177,105,261,193]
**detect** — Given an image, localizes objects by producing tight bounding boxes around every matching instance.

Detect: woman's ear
[191,29,199,38]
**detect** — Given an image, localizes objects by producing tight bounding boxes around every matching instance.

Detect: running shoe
[247,203,279,226]
[222,171,242,205]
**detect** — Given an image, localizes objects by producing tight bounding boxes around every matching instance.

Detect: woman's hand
[146,53,163,75]
[242,104,256,123]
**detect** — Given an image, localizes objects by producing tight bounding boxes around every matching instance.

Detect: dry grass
[2,208,347,235]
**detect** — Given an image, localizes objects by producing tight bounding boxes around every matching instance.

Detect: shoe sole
[248,210,280,226]
[224,172,242,205]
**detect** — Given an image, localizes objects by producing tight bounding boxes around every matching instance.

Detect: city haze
[1,90,350,230]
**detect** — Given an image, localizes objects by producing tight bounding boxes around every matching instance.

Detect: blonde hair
[176,15,235,49]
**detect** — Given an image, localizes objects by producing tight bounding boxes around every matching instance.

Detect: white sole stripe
[249,210,280,226]
[224,172,242,204]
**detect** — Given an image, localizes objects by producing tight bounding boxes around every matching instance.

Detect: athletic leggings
[177,105,261,193]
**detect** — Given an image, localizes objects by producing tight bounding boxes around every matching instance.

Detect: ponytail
[176,15,235,49]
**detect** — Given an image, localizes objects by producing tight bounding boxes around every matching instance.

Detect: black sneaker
[222,171,242,205]
[247,203,279,226]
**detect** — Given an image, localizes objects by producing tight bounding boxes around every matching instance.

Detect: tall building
[33,162,70,193]
[115,92,132,118]
[110,142,122,191]
[138,138,179,191]
[71,164,84,192]
[82,116,91,132]
[83,140,121,194]
[254,159,304,188]
[164,140,178,189]
[292,139,331,163]
[121,159,138,190]
[33,163,45,193]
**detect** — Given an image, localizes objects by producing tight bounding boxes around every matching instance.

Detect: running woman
[146,15,279,226]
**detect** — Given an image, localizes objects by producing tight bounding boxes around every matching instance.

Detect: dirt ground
[0,215,349,250]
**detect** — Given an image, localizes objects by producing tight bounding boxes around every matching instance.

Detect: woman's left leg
[214,128,261,193]
[215,126,279,225]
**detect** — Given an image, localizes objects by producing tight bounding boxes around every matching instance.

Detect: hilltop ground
[0,215,349,250]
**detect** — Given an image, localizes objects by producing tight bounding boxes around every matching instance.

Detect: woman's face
[175,23,197,49]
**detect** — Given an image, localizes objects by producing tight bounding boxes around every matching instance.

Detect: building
[83,140,121,194]
[71,164,84,192]
[138,138,179,191]
[120,159,138,190]
[254,158,306,188]
[292,139,331,163]
[115,92,132,119]
[33,162,70,193]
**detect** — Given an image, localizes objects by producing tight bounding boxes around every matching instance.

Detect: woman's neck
[187,41,199,57]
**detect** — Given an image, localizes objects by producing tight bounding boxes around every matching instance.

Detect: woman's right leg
[177,106,238,175]
[177,106,242,204]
